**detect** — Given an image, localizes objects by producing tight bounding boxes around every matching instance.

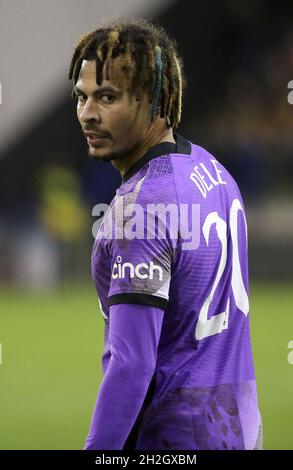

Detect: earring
[166,115,171,128]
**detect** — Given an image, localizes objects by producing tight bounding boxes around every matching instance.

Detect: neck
[111,127,175,178]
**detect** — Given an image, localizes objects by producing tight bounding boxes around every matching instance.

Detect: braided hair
[69,18,186,128]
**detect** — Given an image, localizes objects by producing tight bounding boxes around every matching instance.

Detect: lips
[84,131,108,145]
[88,136,107,145]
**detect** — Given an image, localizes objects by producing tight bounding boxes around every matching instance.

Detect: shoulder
[171,140,243,202]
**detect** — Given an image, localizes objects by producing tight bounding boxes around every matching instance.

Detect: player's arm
[84,193,175,450]
[83,302,164,450]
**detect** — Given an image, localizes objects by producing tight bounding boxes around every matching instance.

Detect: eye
[76,93,87,102]
[100,94,115,104]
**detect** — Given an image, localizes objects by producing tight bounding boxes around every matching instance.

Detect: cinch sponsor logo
[111,255,163,281]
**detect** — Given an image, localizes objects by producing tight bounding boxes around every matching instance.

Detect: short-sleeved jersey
[91,133,262,450]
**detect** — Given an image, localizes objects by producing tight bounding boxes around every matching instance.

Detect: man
[69,18,262,450]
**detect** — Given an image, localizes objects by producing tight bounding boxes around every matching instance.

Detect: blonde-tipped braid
[69,18,186,128]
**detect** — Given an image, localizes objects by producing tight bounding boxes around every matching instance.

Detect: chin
[88,148,115,162]
[88,143,125,163]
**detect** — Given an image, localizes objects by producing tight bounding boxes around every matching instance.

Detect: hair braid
[68,18,186,128]
[105,30,120,80]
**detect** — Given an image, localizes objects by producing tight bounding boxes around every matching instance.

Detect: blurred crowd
[0,0,292,287]
[206,30,293,200]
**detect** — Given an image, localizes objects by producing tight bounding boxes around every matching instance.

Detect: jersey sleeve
[84,302,164,450]
[106,194,177,311]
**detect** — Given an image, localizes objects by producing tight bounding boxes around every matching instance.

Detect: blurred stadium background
[0,0,292,450]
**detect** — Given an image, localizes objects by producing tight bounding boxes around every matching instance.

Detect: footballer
[69,18,262,450]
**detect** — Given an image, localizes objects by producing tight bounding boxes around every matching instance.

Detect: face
[75,57,152,162]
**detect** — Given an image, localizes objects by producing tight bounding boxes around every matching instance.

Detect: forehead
[76,57,130,92]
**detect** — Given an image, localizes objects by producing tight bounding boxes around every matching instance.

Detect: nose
[79,98,101,124]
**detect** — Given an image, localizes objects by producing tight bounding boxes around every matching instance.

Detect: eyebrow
[74,85,121,96]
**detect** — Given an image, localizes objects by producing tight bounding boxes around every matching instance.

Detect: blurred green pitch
[0,283,292,449]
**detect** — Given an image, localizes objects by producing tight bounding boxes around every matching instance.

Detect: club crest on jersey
[111,255,163,281]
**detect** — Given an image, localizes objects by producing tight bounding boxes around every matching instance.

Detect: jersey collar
[121,132,192,184]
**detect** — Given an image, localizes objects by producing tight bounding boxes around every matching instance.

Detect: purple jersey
[90,133,262,450]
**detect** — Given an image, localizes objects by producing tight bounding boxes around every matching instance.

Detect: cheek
[108,99,151,140]
[111,106,137,133]
[123,103,150,130]
[76,106,83,124]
